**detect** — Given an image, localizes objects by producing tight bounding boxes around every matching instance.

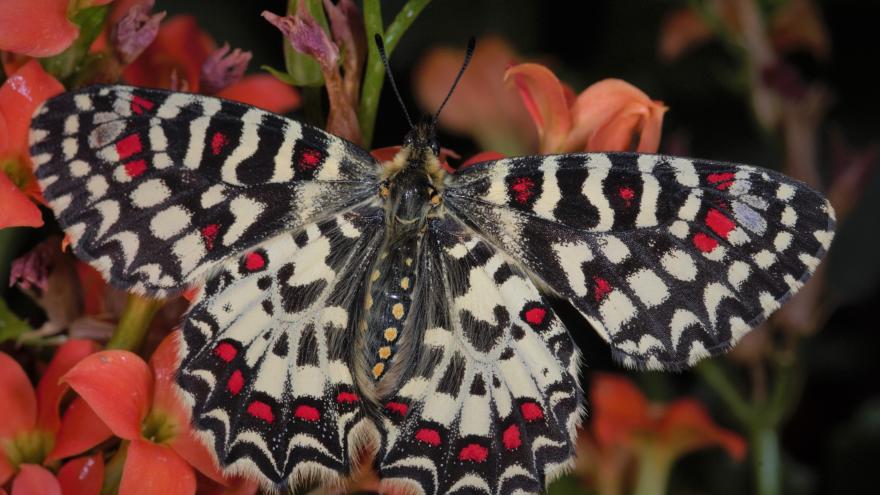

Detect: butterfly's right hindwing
[28,85,380,295]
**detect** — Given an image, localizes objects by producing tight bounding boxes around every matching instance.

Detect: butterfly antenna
[433,37,476,125]
[374,34,414,129]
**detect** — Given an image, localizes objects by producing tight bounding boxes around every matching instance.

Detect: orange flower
[123,15,300,115]
[582,373,746,494]
[63,332,232,495]
[506,63,667,154]
[414,36,537,155]
[0,60,64,229]
[0,0,113,57]
[0,340,113,488]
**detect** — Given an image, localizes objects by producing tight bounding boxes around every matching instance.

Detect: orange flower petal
[120,440,196,495]
[36,340,101,432]
[658,400,747,460]
[0,0,78,57]
[0,60,65,156]
[57,455,104,495]
[11,464,61,495]
[505,63,572,154]
[149,333,226,484]
[370,145,401,163]
[170,430,226,486]
[658,9,714,61]
[75,262,107,316]
[0,351,37,438]
[47,397,114,461]
[567,78,666,153]
[590,373,650,450]
[63,351,153,441]
[123,15,215,91]
[0,452,14,485]
[460,151,506,170]
[0,172,43,229]
[586,101,665,153]
[215,74,301,114]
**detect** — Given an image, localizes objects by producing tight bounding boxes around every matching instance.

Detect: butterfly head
[403,116,441,160]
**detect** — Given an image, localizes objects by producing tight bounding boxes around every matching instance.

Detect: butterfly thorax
[356,120,445,400]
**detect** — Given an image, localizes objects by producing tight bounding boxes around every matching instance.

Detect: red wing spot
[201,224,219,250]
[706,209,736,239]
[227,370,244,395]
[524,307,546,325]
[510,177,535,204]
[130,96,155,115]
[385,402,408,415]
[124,159,147,178]
[213,342,237,362]
[520,402,544,421]
[116,133,142,159]
[294,405,320,422]
[502,424,521,450]
[211,132,228,155]
[458,443,489,462]
[245,252,265,271]
[297,147,322,171]
[618,186,636,206]
[593,276,612,302]
[414,428,441,446]
[247,401,274,423]
[336,392,359,404]
[693,232,718,253]
[708,172,735,190]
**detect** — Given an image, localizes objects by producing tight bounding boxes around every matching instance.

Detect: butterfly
[28,73,833,493]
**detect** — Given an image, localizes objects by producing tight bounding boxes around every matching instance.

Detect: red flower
[0,60,64,229]
[0,340,112,488]
[414,36,537,155]
[0,0,112,57]
[579,373,745,494]
[123,15,300,115]
[506,64,667,154]
[63,332,233,495]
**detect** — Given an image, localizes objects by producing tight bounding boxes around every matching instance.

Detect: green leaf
[262,65,298,85]
[40,5,110,83]
[0,298,32,344]
[282,0,332,87]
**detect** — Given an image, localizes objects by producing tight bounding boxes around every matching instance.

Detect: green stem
[632,445,672,495]
[302,86,325,128]
[100,441,128,495]
[357,0,433,147]
[696,360,754,424]
[750,425,781,495]
[105,294,164,351]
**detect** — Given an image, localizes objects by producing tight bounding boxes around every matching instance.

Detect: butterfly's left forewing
[444,152,834,369]
[29,85,380,296]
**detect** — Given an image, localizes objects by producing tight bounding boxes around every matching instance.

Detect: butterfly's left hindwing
[444,152,835,369]
[28,85,380,296]
[178,204,384,485]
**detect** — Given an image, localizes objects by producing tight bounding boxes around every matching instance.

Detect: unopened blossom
[200,44,253,95]
[112,1,166,65]
[264,5,361,143]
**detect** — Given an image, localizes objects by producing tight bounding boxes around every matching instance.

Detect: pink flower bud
[262,8,339,72]
[111,1,166,65]
[200,43,253,95]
